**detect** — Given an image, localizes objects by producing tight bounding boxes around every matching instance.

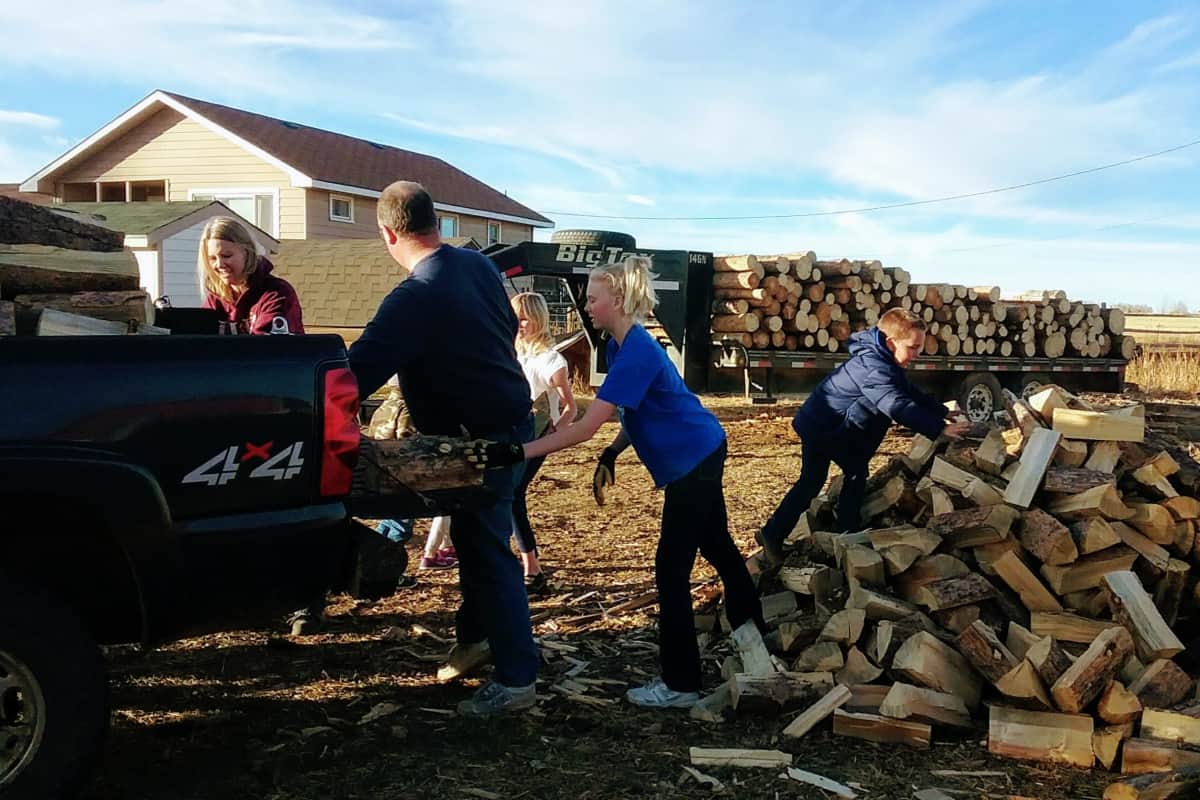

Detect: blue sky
[2,1,1198,309]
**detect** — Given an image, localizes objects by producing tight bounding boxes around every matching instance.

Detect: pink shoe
[438,546,457,559]
[420,553,458,570]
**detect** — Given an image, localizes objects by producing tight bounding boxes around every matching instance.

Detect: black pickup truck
[0,333,402,799]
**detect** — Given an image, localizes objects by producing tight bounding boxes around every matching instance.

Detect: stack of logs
[0,196,155,336]
[692,384,1200,799]
[711,252,1136,359]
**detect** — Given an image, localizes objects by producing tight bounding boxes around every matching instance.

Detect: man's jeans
[449,415,537,687]
[760,435,871,541]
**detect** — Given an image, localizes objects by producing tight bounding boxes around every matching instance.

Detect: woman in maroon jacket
[199,216,304,335]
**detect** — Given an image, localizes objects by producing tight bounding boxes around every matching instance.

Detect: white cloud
[1157,50,1200,73]
[626,194,655,207]
[0,110,59,129]
[0,1,420,99]
[1105,14,1192,57]
[381,113,625,188]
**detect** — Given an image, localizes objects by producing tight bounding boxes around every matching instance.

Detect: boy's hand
[943,420,972,440]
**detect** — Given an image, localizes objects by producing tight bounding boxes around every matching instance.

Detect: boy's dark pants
[658,441,764,693]
[761,432,873,541]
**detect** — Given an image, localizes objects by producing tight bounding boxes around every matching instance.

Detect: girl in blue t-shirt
[482,255,764,709]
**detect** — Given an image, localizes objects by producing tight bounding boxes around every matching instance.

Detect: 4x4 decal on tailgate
[182,442,305,486]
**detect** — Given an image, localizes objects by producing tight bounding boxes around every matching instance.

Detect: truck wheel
[549,230,636,250]
[1019,373,1052,400]
[0,578,108,799]
[957,373,1002,424]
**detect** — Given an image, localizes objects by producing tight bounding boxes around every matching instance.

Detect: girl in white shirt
[511,292,577,593]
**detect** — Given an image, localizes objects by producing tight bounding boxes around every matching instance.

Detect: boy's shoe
[456,680,537,717]
[754,529,785,568]
[437,640,492,682]
[524,572,548,595]
[438,546,457,559]
[420,552,458,570]
[626,677,700,709]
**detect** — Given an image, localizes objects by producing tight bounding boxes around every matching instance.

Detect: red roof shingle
[163,92,551,225]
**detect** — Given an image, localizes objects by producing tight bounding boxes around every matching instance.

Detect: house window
[329,194,354,223]
[438,214,458,238]
[189,189,277,237]
[487,221,501,246]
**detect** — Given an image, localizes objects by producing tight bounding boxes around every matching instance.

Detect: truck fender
[0,445,174,643]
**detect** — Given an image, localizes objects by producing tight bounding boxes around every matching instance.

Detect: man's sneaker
[436,640,492,682]
[754,529,785,568]
[420,552,458,570]
[456,680,537,717]
[524,572,548,595]
[625,677,700,709]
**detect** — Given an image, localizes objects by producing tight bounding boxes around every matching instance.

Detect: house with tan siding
[20,90,553,244]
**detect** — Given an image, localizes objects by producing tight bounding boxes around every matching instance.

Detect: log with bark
[0,244,139,295]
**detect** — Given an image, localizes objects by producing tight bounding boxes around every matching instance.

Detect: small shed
[52,201,278,305]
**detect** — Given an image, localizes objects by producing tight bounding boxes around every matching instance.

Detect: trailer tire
[1019,373,1052,400]
[957,372,1002,424]
[0,576,108,799]
[550,230,636,250]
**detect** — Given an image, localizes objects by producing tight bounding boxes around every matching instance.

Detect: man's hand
[942,420,972,440]
[465,440,525,470]
[592,447,618,506]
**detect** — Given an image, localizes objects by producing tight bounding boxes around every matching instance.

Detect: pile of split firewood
[710,251,1136,359]
[693,385,1200,800]
[0,196,156,336]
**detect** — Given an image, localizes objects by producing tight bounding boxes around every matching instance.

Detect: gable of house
[21,90,552,244]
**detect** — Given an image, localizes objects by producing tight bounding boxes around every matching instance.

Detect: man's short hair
[878,308,927,340]
[377,181,438,236]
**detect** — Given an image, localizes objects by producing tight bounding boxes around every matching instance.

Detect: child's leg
[511,454,546,575]
[425,516,451,558]
[695,444,764,632]
[759,440,833,544]
[656,450,726,693]
[832,454,871,532]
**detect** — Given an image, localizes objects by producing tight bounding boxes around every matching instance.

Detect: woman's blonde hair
[589,255,658,323]
[198,216,261,303]
[512,291,554,356]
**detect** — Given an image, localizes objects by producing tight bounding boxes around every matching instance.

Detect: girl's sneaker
[420,552,458,570]
[626,677,699,709]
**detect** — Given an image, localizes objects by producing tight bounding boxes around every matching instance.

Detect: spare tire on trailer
[550,230,636,250]
[956,372,1003,424]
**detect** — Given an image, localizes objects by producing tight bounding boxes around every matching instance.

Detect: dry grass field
[1127,348,1200,397]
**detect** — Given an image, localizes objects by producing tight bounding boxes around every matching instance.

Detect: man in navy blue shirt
[349,181,536,717]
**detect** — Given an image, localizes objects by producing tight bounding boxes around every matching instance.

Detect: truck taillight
[321,367,360,497]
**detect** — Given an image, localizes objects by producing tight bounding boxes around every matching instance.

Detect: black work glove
[592,447,618,506]
[466,440,525,470]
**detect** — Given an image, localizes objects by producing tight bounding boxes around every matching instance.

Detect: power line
[543,137,1200,222]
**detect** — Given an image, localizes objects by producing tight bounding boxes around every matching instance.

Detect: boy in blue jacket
[757,308,970,564]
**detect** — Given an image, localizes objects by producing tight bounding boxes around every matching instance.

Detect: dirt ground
[82,398,1135,800]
